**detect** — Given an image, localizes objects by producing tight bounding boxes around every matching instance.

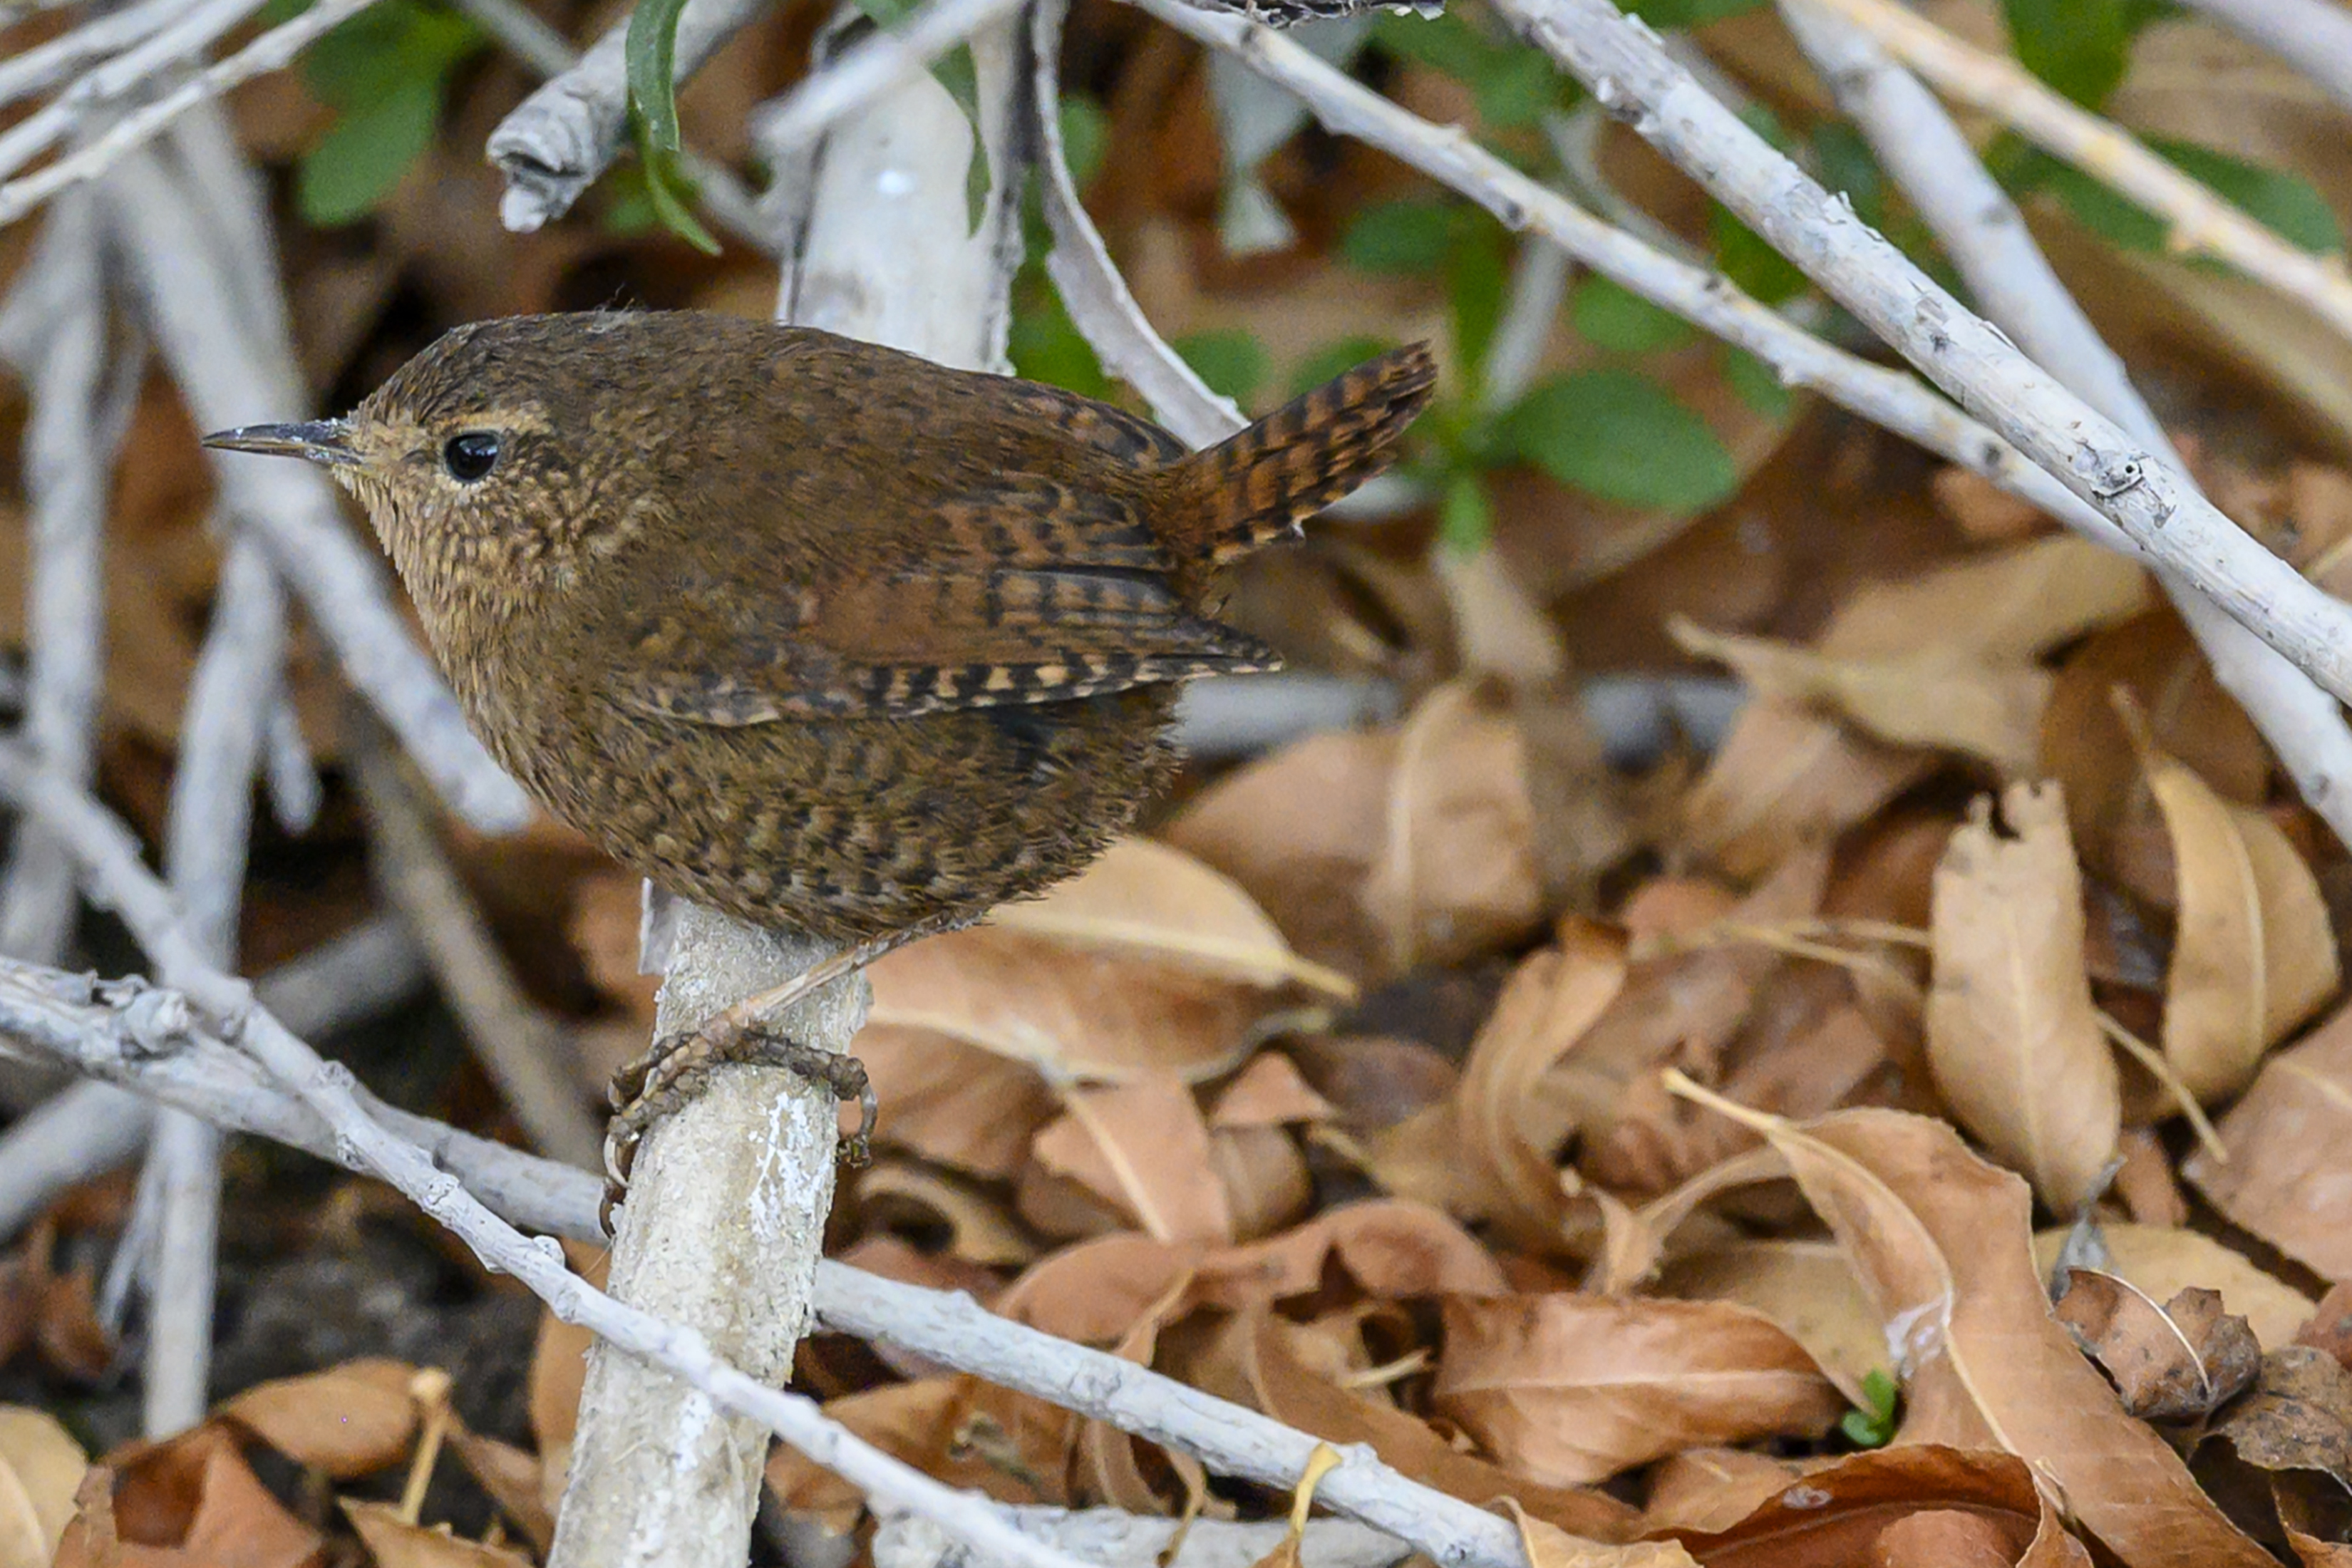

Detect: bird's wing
[603,471,1279,726]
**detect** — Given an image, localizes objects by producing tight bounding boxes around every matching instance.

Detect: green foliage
[1502,367,1740,513]
[1711,207,1810,305]
[2001,0,2135,108]
[1341,197,1460,274]
[1006,96,1114,401]
[293,0,480,227]
[2001,135,2344,259]
[1721,344,1793,419]
[1810,122,1887,232]
[1570,274,1696,354]
[1288,336,1401,398]
[1339,198,1512,383]
[621,0,716,252]
[1368,10,1571,129]
[1058,96,1110,190]
[1174,329,1270,403]
[1440,470,1495,554]
[1840,1369,1901,1448]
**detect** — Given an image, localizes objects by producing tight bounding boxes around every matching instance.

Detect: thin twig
[0,949,1537,1568]
[1795,0,2352,342]
[0,0,188,111]
[349,719,602,1168]
[753,0,1031,160]
[1476,0,2352,704]
[1779,0,2352,852]
[2173,0,2352,117]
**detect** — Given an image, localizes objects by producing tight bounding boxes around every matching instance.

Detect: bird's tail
[1169,343,1438,565]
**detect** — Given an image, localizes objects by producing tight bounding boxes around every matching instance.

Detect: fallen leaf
[2031,1223,2314,1351]
[1678,700,1934,880]
[1656,1240,1885,1404]
[1816,533,2151,661]
[1031,1075,1234,1245]
[1433,1294,1844,1485]
[1209,1052,1334,1128]
[2053,1271,2261,1420]
[1639,1448,1802,1536]
[94,1424,326,1568]
[447,1430,552,1556]
[1925,783,2120,1214]
[855,1162,1037,1269]
[339,1500,530,1567]
[1671,619,2049,775]
[1659,1445,2090,1567]
[2187,998,2352,1279]
[2124,704,2339,1104]
[853,1028,1059,1179]
[220,1358,419,1480]
[1361,681,1547,974]
[2190,1347,2352,1550]
[0,1408,81,1568]
[1514,1506,1696,1567]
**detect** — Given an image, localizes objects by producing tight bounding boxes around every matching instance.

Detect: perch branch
[0,949,1536,1568]
[1780,0,2352,845]
[1794,0,2352,342]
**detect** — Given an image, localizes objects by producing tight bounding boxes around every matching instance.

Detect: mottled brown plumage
[205,310,1435,947]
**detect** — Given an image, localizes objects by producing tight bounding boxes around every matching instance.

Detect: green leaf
[2002,0,2132,108]
[1009,287,1113,400]
[1471,48,1557,130]
[1503,367,1739,512]
[1721,344,1792,418]
[1341,197,1458,274]
[1839,1368,1901,1448]
[641,144,721,253]
[2006,137,2344,258]
[1570,274,1695,354]
[599,161,660,235]
[624,0,690,156]
[1448,226,1510,383]
[1440,471,1494,553]
[1174,329,1269,403]
[1811,122,1886,232]
[1711,205,1809,304]
[1059,95,1109,189]
[1288,335,1398,398]
[297,71,441,225]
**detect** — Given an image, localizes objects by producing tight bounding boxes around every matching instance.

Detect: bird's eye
[442,431,501,483]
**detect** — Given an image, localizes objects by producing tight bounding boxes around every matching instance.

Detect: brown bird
[206,310,1435,1200]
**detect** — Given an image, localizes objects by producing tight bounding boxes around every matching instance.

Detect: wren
[206,310,1435,1202]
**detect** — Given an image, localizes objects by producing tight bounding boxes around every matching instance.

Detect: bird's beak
[200,419,359,466]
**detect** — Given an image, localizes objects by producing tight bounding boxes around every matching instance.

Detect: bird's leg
[599,923,939,1232]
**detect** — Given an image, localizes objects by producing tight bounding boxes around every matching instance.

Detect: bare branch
[1796,0,2352,342]
[2173,0,2352,116]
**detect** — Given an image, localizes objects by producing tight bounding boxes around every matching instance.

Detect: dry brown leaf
[1208,1125,1313,1243]
[339,1500,530,1568]
[0,1408,82,1568]
[1815,533,2152,661]
[2125,708,2339,1104]
[765,1378,1065,1531]
[1361,681,1546,974]
[1656,1240,1884,1404]
[88,1424,327,1568]
[853,1028,1059,1179]
[2031,1223,2314,1351]
[219,1358,419,1480]
[2189,1347,2352,1550]
[529,1241,604,1463]
[1209,1052,1334,1128]
[1639,1448,1802,1537]
[992,839,1352,997]
[2187,997,2352,1279]
[866,928,1279,1086]
[1223,1304,1638,1542]
[1031,1075,1234,1245]
[1671,619,2050,775]
[1678,700,1934,880]
[856,1162,1036,1269]
[1452,919,1628,1251]
[446,1430,552,1557]
[1512,1506,1697,1568]
[1686,1095,2274,1567]
[1925,783,2120,1214]
[1659,1445,2090,1567]
[1432,1294,1844,1485]
[2053,1271,2261,1420]
[1164,730,1399,984]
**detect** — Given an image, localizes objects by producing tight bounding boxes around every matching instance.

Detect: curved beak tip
[200,420,357,465]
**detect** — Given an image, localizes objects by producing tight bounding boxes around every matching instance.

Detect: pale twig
[876,1509,1412,1568]
[1794,0,2352,343]
[0,786,1099,1568]
[0,951,1535,1568]
[0,0,188,110]
[0,0,384,229]
[349,721,602,1168]
[1780,0,2352,851]
[100,145,532,831]
[1034,0,1245,448]
[483,0,773,233]
[2174,0,2352,116]
[753,0,1032,159]
[1475,0,2352,703]
[0,192,140,965]
[0,914,427,1242]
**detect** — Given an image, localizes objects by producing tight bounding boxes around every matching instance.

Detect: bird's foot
[600,1021,877,1235]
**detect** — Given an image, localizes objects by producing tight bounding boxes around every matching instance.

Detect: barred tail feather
[1172,343,1438,565]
